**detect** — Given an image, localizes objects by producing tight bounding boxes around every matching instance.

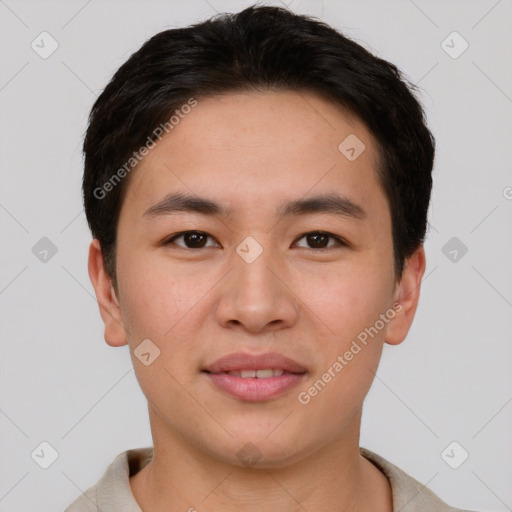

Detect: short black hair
[83,4,435,285]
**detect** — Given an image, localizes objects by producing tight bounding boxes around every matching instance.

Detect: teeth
[226,369,285,378]
[256,369,274,379]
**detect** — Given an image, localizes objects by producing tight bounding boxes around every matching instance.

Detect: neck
[130,405,393,512]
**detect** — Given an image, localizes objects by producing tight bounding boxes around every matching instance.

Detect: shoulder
[63,447,153,512]
[360,447,479,512]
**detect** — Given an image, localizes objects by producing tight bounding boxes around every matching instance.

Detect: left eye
[294,231,345,249]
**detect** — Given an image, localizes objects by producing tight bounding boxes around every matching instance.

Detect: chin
[214,428,313,469]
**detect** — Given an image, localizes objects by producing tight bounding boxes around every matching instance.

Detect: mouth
[202,352,308,402]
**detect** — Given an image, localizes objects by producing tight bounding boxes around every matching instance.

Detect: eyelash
[162,230,349,250]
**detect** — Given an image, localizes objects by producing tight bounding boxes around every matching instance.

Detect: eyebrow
[278,193,366,220]
[143,192,366,220]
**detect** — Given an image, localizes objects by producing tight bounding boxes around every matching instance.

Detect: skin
[89,90,425,512]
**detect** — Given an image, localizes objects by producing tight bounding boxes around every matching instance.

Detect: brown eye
[183,232,207,248]
[307,232,329,248]
[165,231,219,249]
[294,231,345,249]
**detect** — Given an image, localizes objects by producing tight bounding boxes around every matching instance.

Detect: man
[66,4,477,511]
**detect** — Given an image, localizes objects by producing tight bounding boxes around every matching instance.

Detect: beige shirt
[65,447,476,511]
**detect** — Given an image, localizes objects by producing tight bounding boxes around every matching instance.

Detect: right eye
[163,231,221,249]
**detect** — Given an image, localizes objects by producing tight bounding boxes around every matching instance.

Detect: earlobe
[385,246,426,346]
[88,239,128,347]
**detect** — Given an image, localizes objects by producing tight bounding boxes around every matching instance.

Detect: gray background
[1,0,511,510]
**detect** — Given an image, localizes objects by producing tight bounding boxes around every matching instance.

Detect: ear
[385,245,426,346]
[88,239,128,347]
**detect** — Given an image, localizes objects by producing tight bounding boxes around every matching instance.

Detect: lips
[202,351,308,401]
[202,351,308,375]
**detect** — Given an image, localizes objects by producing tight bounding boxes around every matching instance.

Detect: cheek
[117,267,169,338]
[296,256,395,405]
[116,256,204,405]
[115,250,218,372]
[116,230,200,321]
[299,256,395,340]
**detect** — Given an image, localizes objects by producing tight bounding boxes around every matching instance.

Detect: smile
[223,369,285,378]
[203,371,307,401]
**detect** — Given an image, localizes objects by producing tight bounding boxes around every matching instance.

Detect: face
[90,90,424,468]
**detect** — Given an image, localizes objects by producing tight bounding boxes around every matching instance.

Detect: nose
[214,243,299,334]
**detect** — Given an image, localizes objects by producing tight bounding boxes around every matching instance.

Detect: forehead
[120,90,386,220]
